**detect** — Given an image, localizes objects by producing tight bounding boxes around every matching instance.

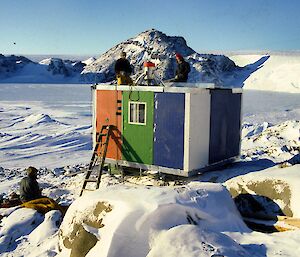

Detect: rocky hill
[81,29,239,86]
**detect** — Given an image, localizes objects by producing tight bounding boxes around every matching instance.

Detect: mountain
[0,54,33,79]
[0,55,84,83]
[81,29,238,86]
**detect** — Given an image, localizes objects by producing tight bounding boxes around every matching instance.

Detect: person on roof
[170,53,191,82]
[19,166,42,203]
[114,51,133,85]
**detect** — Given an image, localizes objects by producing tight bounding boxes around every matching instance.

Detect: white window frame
[128,101,147,125]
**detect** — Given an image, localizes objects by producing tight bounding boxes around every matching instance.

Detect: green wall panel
[122,91,154,164]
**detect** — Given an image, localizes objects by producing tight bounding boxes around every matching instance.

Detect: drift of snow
[57,183,250,257]
[230,54,300,93]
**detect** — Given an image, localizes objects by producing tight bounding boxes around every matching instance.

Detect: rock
[53,167,65,176]
[72,61,86,73]
[59,201,111,257]
[47,58,70,77]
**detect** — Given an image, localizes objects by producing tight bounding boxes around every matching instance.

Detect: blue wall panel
[209,89,242,164]
[154,93,185,169]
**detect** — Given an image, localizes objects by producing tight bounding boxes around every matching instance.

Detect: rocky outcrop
[225,164,300,218]
[47,58,70,77]
[59,201,112,257]
[72,61,86,73]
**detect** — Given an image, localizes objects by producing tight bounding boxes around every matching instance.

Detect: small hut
[92,83,242,177]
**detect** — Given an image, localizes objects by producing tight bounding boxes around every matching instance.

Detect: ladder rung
[96,133,107,136]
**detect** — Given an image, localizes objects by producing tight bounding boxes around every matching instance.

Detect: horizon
[1,1,300,55]
[3,49,300,63]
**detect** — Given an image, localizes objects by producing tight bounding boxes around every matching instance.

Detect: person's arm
[125,60,133,74]
[30,179,42,197]
[178,62,190,80]
[114,60,120,74]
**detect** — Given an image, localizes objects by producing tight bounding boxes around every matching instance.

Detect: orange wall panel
[96,90,122,160]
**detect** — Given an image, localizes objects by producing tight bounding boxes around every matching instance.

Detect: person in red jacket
[170,53,191,82]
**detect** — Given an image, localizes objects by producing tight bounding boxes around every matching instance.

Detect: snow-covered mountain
[0,54,33,78]
[0,30,241,86]
[81,29,238,86]
[0,55,85,83]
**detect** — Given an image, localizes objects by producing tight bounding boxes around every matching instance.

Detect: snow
[82,57,96,66]
[230,54,300,93]
[0,84,92,169]
[58,183,249,257]
[0,79,299,256]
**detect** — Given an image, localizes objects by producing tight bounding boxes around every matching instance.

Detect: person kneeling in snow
[19,166,42,203]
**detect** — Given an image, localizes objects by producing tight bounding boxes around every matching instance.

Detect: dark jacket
[175,60,191,82]
[114,58,132,75]
[19,176,42,202]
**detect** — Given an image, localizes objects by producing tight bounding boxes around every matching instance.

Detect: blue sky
[1,0,300,55]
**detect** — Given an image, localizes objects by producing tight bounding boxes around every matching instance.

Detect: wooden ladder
[79,125,113,196]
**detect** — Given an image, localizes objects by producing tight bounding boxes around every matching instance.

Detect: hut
[92,83,242,177]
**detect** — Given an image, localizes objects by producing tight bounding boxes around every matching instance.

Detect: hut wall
[122,91,154,165]
[184,91,211,171]
[153,92,185,169]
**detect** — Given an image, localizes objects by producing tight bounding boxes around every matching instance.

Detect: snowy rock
[72,61,86,73]
[47,58,70,77]
[64,165,79,175]
[52,167,65,177]
[0,208,44,252]
[225,164,300,218]
[147,225,251,257]
[82,57,96,66]
[58,182,249,257]
[59,201,110,257]
[28,210,62,245]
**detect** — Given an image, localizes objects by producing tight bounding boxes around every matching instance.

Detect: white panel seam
[184,93,190,172]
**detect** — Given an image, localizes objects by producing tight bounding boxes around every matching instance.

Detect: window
[128,102,146,125]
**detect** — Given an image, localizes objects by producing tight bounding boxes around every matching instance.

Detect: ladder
[80,125,113,196]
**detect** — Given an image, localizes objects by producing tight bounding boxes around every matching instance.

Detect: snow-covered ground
[0,84,92,169]
[0,83,299,257]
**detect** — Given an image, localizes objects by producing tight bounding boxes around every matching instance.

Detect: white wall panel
[187,91,211,171]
